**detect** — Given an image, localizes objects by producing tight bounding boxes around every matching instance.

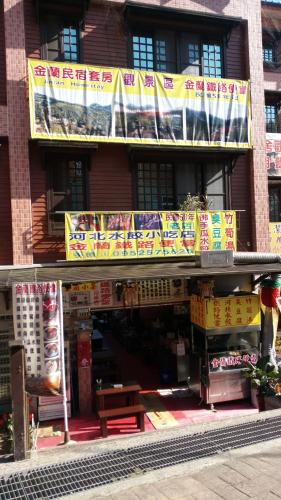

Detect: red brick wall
[4,0,33,264]
[24,0,40,59]
[24,0,269,260]
[0,142,12,264]
[0,1,6,104]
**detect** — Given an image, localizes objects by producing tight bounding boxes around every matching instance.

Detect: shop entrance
[36,281,261,449]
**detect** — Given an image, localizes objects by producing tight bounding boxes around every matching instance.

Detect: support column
[245,3,270,252]
[4,0,33,264]
[10,341,29,461]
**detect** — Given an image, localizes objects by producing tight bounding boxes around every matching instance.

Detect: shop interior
[34,276,260,449]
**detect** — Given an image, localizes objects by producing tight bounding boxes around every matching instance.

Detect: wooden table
[95,383,142,411]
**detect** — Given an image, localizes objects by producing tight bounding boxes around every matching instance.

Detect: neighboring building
[0,0,278,265]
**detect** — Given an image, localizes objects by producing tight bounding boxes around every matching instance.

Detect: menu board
[63,281,113,311]
[13,282,62,396]
[191,294,261,329]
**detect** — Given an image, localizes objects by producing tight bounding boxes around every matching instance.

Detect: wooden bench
[98,404,145,437]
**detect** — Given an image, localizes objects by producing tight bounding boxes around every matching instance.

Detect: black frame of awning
[123,1,242,35]
[0,261,280,288]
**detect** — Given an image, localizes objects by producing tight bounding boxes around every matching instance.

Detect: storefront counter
[190,294,261,408]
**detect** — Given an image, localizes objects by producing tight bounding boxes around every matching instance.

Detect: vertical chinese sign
[266,134,281,176]
[269,222,281,254]
[12,282,62,396]
[65,211,237,261]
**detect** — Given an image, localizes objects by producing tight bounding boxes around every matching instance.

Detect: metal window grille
[132,36,154,70]
[202,43,222,78]
[265,105,278,132]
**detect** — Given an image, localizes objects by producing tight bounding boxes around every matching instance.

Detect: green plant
[0,413,13,453]
[179,193,213,212]
[4,414,13,440]
[244,356,281,394]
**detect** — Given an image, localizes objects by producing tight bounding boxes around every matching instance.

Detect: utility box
[196,250,234,268]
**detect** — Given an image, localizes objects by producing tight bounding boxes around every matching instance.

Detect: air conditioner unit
[196,250,234,268]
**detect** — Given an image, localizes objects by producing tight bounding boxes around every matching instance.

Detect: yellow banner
[65,211,236,261]
[269,222,281,254]
[191,294,261,329]
[28,59,251,148]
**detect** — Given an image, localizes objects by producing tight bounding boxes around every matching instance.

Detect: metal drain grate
[2,415,281,499]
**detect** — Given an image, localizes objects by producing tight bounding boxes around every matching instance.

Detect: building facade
[0,0,278,266]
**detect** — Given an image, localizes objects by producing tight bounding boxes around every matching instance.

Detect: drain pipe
[233,252,281,264]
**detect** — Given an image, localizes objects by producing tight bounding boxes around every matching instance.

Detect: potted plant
[244,356,281,411]
[179,193,212,212]
[0,413,13,454]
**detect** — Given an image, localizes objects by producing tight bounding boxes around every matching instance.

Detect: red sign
[77,338,92,369]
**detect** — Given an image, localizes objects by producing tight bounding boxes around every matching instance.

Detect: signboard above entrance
[191,294,261,330]
[28,59,251,148]
[65,211,237,261]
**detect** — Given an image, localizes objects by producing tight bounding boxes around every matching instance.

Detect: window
[269,185,281,222]
[41,16,80,62]
[265,105,278,133]
[137,163,174,210]
[136,161,227,210]
[131,31,223,77]
[62,27,79,62]
[263,43,275,64]
[132,36,154,71]
[47,154,88,233]
[202,43,222,78]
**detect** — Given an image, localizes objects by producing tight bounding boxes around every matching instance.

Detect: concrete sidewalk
[66,437,281,499]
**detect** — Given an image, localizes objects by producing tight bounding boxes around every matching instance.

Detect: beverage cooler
[189,293,261,408]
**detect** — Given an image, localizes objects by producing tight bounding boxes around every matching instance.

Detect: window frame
[263,42,276,65]
[269,181,281,222]
[134,160,229,211]
[40,14,81,63]
[129,29,225,77]
[265,103,278,133]
[46,152,89,236]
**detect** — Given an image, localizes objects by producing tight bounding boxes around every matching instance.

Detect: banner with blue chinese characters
[65,211,236,261]
[28,59,251,148]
